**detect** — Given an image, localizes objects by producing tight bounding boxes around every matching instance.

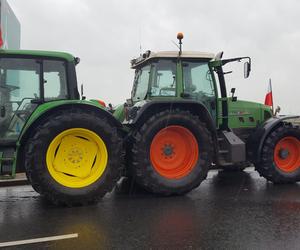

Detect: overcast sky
[8,0,300,114]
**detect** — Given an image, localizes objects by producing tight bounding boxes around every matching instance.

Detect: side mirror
[244,62,251,78]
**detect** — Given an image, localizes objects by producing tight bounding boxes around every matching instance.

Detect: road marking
[0,233,78,248]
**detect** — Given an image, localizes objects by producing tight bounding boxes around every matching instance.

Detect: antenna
[177,32,184,56]
[171,40,180,49]
[139,27,142,55]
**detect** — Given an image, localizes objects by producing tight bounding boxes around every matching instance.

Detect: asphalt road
[1,167,300,250]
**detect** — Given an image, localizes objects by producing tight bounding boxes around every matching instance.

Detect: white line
[0,233,78,248]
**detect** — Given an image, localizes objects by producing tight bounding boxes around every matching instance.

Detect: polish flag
[264,79,273,107]
[0,28,3,48]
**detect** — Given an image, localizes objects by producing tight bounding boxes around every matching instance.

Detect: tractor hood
[223,98,273,129]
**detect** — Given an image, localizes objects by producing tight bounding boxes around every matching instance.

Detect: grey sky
[8,0,300,114]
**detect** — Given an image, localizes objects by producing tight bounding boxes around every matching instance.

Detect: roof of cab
[131,50,215,68]
[149,51,214,59]
[0,49,75,62]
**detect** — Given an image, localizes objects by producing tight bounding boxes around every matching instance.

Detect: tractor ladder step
[0,151,16,179]
[217,130,246,166]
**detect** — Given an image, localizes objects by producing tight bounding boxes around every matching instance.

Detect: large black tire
[24,108,124,206]
[129,109,213,195]
[255,124,300,184]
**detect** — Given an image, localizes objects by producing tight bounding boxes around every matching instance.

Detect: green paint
[176,60,184,97]
[19,99,104,140]
[113,104,125,122]
[0,49,75,62]
[219,98,273,128]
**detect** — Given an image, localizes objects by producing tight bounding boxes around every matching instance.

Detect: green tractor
[0,50,124,205]
[113,33,300,195]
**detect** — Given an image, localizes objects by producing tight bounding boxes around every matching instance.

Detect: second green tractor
[112,33,300,195]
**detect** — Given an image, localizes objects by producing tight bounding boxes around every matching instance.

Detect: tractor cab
[130,51,218,120]
[0,50,79,178]
[0,50,79,141]
[131,51,215,100]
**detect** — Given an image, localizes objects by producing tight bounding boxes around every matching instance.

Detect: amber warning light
[177,32,184,40]
[177,32,184,55]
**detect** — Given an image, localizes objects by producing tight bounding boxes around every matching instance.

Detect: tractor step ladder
[0,151,17,179]
[217,130,246,166]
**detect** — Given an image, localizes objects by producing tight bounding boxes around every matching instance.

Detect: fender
[248,115,300,163]
[19,100,123,145]
[129,100,216,130]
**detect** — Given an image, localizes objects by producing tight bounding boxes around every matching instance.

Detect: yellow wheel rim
[46,128,108,188]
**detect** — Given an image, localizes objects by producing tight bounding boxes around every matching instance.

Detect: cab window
[131,65,151,102]
[43,60,68,100]
[150,60,176,97]
[182,60,217,123]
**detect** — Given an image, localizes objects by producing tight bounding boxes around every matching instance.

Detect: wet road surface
[1,167,300,249]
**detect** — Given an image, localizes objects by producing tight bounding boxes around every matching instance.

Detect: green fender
[18,99,122,145]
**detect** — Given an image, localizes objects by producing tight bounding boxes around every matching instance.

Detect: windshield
[131,65,150,102]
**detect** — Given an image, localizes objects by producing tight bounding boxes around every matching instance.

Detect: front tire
[255,124,300,184]
[129,109,213,195]
[24,108,124,205]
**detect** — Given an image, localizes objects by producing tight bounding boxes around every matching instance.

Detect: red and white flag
[0,27,3,48]
[264,79,273,107]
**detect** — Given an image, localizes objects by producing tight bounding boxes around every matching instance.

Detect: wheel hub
[67,147,84,164]
[150,125,199,179]
[274,136,300,173]
[162,144,175,157]
[46,128,108,188]
[278,148,289,160]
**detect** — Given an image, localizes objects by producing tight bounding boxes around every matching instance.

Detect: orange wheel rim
[274,136,300,173]
[150,125,199,179]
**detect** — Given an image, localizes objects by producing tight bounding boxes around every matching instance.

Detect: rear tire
[129,109,213,195]
[24,108,124,206]
[255,124,300,184]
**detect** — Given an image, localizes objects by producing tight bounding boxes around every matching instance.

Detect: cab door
[0,57,41,140]
[181,60,218,124]
[0,56,69,141]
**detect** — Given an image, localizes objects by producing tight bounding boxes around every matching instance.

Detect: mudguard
[127,100,217,133]
[19,101,123,145]
[248,115,300,163]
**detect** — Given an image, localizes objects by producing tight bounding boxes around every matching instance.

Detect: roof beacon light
[177,32,184,56]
